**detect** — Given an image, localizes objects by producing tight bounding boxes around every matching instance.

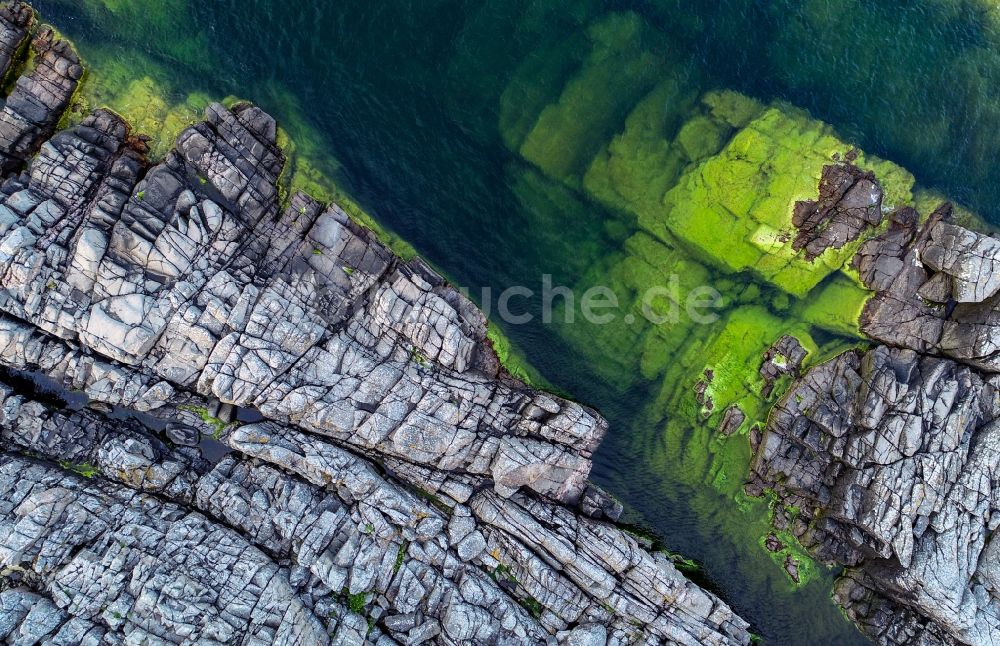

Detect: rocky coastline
[4,1,1000,644]
[492,8,1000,640]
[0,3,752,644]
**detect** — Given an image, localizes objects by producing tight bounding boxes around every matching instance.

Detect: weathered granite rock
[752,343,1000,644]
[759,334,807,399]
[0,4,752,644]
[0,24,81,174]
[0,90,600,505]
[856,200,1000,373]
[752,168,1000,644]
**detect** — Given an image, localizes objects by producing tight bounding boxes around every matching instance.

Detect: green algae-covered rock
[658,307,812,435]
[794,274,871,338]
[644,302,859,510]
[581,87,763,226]
[617,233,714,379]
[582,78,701,222]
[498,29,590,153]
[547,230,726,388]
[65,48,212,159]
[509,166,611,268]
[703,90,768,129]
[517,12,672,185]
[650,107,914,296]
[676,114,730,161]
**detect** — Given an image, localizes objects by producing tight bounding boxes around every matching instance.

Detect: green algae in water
[72,54,211,159]
[45,0,213,76]
[511,16,898,603]
[518,12,674,185]
[39,0,216,160]
[498,28,590,153]
[582,77,703,223]
[507,163,614,281]
[455,0,603,146]
[486,322,551,390]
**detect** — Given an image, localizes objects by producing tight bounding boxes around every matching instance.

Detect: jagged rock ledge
[0,3,751,644]
[750,167,1000,645]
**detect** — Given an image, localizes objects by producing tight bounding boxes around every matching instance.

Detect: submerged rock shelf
[0,2,750,644]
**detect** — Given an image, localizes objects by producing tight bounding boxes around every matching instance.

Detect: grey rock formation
[0,23,81,174]
[752,169,1000,644]
[0,375,749,644]
[759,334,807,399]
[751,345,1000,644]
[0,92,602,506]
[857,201,1000,373]
[0,4,751,644]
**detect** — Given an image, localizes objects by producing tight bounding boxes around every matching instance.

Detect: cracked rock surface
[752,167,1000,645]
[0,93,600,506]
[792,160,883,261]
[0,3,751,644]
[0,367,750,644]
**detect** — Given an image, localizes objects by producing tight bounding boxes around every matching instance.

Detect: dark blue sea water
[33,1,1000,643]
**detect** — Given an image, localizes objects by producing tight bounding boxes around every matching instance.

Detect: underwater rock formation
[499,9,1000,638]
[751,172,1000,645]
[0,3,752,644]
[519,14,1000,635]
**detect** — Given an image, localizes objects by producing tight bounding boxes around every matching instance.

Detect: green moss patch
[59,45,212,159]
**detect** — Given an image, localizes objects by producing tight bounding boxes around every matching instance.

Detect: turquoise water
[32,1,1000,643]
